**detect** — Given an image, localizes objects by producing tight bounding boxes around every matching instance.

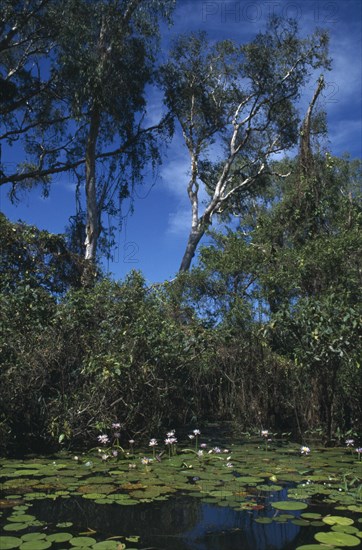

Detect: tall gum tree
[160,17,330,272]
[1,0,175,279]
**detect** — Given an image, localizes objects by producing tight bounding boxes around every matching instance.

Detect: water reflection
[33,494,303,550]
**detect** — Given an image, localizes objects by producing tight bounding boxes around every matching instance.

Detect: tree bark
[179,225,205,272]
[299,75,325,176]
[84,107,100,264]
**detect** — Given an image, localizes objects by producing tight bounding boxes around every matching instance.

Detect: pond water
[1,439,361,550]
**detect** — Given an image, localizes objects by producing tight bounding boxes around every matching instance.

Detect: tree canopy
[160,16,330,271]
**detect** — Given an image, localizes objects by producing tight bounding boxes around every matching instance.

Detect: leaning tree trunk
[179,225,205,272]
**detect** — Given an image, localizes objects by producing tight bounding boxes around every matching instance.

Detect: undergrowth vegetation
[1,153,361,454]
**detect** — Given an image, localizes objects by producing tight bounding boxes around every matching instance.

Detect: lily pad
[91,542,120,549]
[301,513,322,519]
[19,541,52,550]
[21,534,47,542]
[323,516,354,526]
[3,523,30,531]
[292,519,310,526]
[254,517,273,524]
[271,501,308,511]
[0,536,22,549]
[332,526,359,535]
[209,490,234,497]
[47,533,73,543]
[315,531,360,546]
[8,514,36,522]
[257,484,283,491]
[235,476,262,483]
[70,537,97,547]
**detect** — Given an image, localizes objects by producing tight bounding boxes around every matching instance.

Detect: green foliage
[180,152,362,438]
[0,213,85,293]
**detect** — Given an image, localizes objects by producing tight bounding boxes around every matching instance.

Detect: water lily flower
[188,434,195,439]
[226,462,233,468]
[101,454,109,461]
[141,457,151,465]
[300,446,311,455]
[193,429,201,435]
[197,450,203,457]
[112,450,118,457]
[129,439,135,445]
[261,430,269,437]
[74,456,79,461]
[355,447,362,456]
[112,422,121,429]
[213,447,221,453]
[345,439,355,447]
[200,443,207,448]
[167,430,175,437]
[149,438,158,447]
[97,434,110,445]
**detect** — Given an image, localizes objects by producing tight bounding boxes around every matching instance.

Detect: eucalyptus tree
[160,17,330,271]
[0,0,59,186]
[1,0,174,275]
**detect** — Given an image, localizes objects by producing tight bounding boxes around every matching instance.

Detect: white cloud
[160,137,190,199]
[167,206,191,236]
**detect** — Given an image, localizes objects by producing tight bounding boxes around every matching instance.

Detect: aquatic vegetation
[0,435,361,549]
[300,446,311,455]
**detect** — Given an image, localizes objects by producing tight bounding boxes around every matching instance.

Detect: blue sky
[1,0,361,284]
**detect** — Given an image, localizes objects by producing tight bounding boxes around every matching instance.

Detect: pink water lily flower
[97,434,110,445]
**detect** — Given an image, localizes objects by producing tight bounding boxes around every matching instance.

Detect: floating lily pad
[323,516,354,526]
[310,521,325,527]
[0,536,22,549]
[301,513,322,519]
[70,537,97,547]
[91,542,119,549]
[19,541,52,550]
[257,484,283,491]
[47,533,73,543]
[3,523,30,531]
[56,522,73,528]
[332,525,359,535]
[77,485,115,495]
[21,534,46,542]
[209,490,234,497]
[271,501,308,511]
[254,517,272,524]
[8,514,36,522]
[348,505,362,513]
[315,531,360,546]
[292,519,310,526]
[235,476,262,483]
